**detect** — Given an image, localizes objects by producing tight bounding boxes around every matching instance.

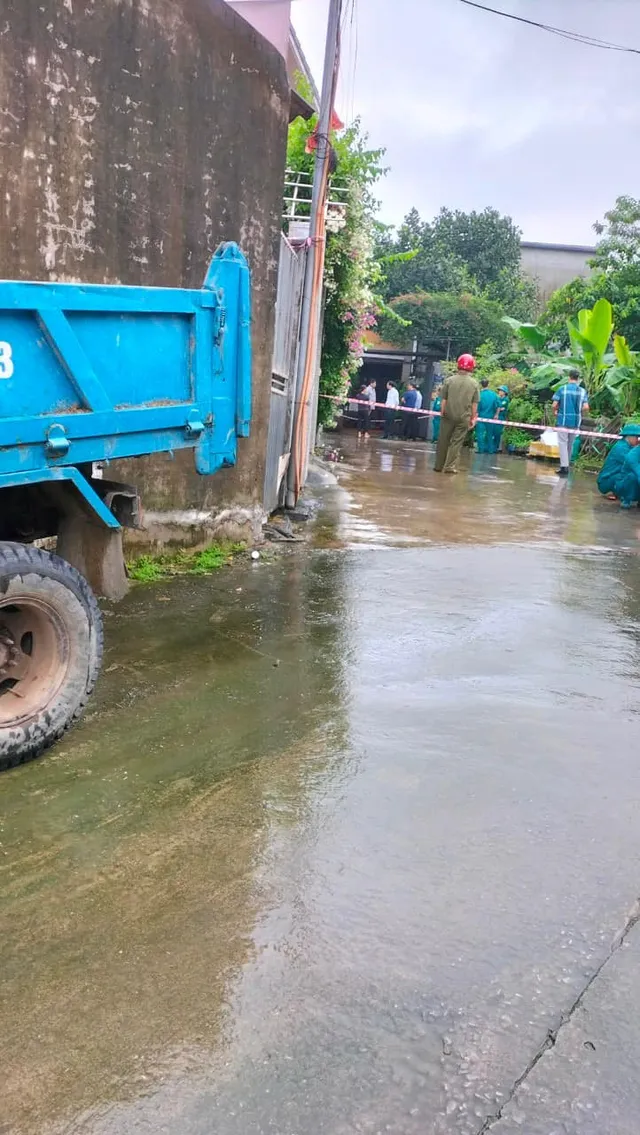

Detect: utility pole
[286,0,343,509]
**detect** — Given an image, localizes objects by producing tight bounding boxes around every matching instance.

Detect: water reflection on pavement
[3,435,640,1134]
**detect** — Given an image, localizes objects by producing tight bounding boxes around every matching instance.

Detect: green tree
[541,196,640,350]
[592,195,640,269]
[380,291,512,356]
[380,245,474,299]
[377,205,536,320]
[431,206,522,288]
[483,266,537,321]
[541,271,640,352]
[376,209,471,299]
[396,207,427,252]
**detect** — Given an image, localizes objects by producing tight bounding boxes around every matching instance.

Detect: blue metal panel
[0,242,252,519]
[199,242,252,473]
[38,309,113,412]
[69,312,193,408]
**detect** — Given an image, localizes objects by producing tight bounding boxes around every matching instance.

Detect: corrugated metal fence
[263,234,307,513]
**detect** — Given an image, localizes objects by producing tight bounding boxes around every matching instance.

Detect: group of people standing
[433,357,591,476]
[356,366,510,461]
[356,379,425,440]
[475,380,510,454]
[355,355,640,510]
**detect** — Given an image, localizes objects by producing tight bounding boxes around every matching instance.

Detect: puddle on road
[3,437,640,1133]
[0,554,354,1133]
[316,433,640,553]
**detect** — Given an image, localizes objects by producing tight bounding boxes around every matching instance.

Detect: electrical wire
[338,0,358,125]
[456,0,640,56]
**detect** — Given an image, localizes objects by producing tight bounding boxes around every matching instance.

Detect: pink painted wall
[226,0,292,58]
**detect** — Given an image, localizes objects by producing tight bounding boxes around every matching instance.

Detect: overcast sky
[292,0,640,244]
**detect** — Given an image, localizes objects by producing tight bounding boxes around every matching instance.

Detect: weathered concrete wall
[0,0,289,524]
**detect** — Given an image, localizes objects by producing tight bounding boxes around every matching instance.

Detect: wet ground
[3,434,640,1134]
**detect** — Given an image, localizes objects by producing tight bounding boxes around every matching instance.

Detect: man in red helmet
[433,354,479,474]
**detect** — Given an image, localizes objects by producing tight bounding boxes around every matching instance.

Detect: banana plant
[602,333,640,415]
[564,299,614,392]
[503,300,615,394]
[501,317,548,353]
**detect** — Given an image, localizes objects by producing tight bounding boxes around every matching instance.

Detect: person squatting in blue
[597,422,640,508]
[475,380,500,453]
[597,424,640,499]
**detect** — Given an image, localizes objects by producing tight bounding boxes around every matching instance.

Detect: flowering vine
[287,115,387,424]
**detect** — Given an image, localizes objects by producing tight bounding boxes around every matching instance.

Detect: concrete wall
[0,0,290,535]
[226,0,292,58]
[520,243,596,305]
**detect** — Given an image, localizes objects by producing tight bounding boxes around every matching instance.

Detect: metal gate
[263,233,307,513]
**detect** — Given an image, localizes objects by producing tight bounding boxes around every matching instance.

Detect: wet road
[3,436,640,1134]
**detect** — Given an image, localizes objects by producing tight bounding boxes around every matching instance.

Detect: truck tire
[0,543,103,770]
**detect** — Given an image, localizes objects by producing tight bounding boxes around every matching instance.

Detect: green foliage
[502,317,547,352]
[430,206,522,288]
[568,299,613,370]
[127,554,164,583]
[541,198,640,351]
[503,395,544,451]
[128,542,244,583]
[509,395,544,425]
[380,291,512,356]
[602,334,640,416]
[472,336,537,377]
[540,272,640,350]
[505,297,638,421]
[573,451,605,474]
[503,428,533,450]
[505,301,616,403]
[291,70,316,107]
[379,243,476,301]
[591,195,640,269]
[473,340,503,377]
[377,205,536,321]
[614,332,634,366]
[287,116,387,424]
[484,266,538,321]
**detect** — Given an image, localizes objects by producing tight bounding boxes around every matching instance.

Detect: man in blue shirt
[552,369,589,476]
[402,382,420,440]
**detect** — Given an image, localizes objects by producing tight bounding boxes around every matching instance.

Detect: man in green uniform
[434,354,479,474]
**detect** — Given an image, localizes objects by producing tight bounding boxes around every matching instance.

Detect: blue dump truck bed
[0,240,250,480]
[0,242,252,770]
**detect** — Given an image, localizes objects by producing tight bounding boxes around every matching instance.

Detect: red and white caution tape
[326,395,622,442]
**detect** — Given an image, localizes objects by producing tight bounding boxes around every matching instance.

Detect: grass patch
[574,452,605,474]
[127,542,245,583]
